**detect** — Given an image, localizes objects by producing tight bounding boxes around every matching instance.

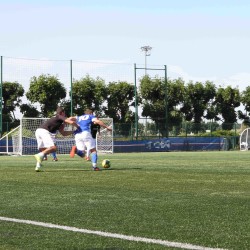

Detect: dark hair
[85,108,93,114]
[56,107,65,115]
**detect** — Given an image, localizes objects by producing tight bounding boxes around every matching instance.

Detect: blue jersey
[74,114,96,134]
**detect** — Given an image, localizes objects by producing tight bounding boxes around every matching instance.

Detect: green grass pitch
[0,151,249,249]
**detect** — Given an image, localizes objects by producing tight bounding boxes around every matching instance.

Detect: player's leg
[43,153,48,161]
[70,145,77,158]
[86,135,99,171]
[73,133,85,158]
[38,147,48,161]
[34,129,56,171]
[90,148,99,170]
[34,129,45,171]
[85,145,91,161]
[51,151,58,161]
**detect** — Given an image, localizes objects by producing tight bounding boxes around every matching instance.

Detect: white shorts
[35,128,56,149]
[74,131,96,151]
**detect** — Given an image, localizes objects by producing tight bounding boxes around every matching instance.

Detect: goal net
[240,128,250,151]
[0,117,113,155]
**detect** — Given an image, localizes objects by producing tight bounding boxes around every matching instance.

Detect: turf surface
[0,151,249,249]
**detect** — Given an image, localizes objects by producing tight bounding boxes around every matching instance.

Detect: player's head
[56,107,65,116]
[85,108,93,114]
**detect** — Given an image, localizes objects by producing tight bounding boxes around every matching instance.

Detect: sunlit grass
[0,151,249,249]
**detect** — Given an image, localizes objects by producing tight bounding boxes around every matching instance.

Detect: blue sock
[76,149,84,158]
[91,152,98,164]
[51,152,56,159]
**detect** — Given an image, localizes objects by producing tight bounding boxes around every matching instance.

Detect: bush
[198,130,238,137]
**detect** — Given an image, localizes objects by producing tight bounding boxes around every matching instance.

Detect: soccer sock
[87,150,90,158]
[51,151,56,159]
[76,149,84,158]
[91,152,98,167]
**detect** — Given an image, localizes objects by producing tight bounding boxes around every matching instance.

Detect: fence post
[234,123,237,149]
[164,65,168,138]
[70,59,73,116]
[134,63,138,140]
[0,56,2,135]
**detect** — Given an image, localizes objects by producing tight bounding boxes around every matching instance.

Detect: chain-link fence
[0,56,245,152]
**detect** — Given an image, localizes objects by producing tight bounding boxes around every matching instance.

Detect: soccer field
[0,151,249,249]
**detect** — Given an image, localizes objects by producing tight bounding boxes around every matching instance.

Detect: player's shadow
[102,167,141,171]
[45,167,141,172]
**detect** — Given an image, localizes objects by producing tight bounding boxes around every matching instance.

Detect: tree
[2,81,24,121]
[181,81,216,133]
[215,86,241,130]
[103,81,135,137]
[238,86,250,124]
[26,74,67,117]
[140,75,166,136]
[140,76,184,136]
[70,75,106,116]
[104,81,135,123]
[20,103,40,117]
[167,78,186,128]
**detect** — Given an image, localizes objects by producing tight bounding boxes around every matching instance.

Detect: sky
[1,0,250,91]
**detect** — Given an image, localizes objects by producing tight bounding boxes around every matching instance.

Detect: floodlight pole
[141,46,152,75]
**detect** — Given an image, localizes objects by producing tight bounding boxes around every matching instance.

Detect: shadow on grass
[41,167,142,172]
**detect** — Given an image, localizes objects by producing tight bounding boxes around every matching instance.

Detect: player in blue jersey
[69,108,112,171]
[85,119,101,161]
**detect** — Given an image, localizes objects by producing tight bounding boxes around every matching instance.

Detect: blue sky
[1,0,250,90]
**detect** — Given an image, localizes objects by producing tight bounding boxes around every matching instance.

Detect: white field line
[0,216,226,250]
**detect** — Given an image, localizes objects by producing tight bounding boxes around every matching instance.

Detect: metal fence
[0,56,245,150]
[2,120,242,138]
[0,56,171,134]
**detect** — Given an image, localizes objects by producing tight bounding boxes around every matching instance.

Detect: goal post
[0,117,113,155]
[96,118,113,153]
[240,128,250,151]
[0,125,22,155]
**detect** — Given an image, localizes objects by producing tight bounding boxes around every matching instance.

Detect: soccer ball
[102,159,111,169]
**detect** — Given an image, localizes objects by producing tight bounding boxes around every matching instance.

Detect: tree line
[2,74,250,135]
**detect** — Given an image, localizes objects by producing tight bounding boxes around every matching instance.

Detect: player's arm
[59,117,79,136]
[64,116,78,127]
[58,123,74,136]
[93,118,112,131]
[64,117,79,130]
